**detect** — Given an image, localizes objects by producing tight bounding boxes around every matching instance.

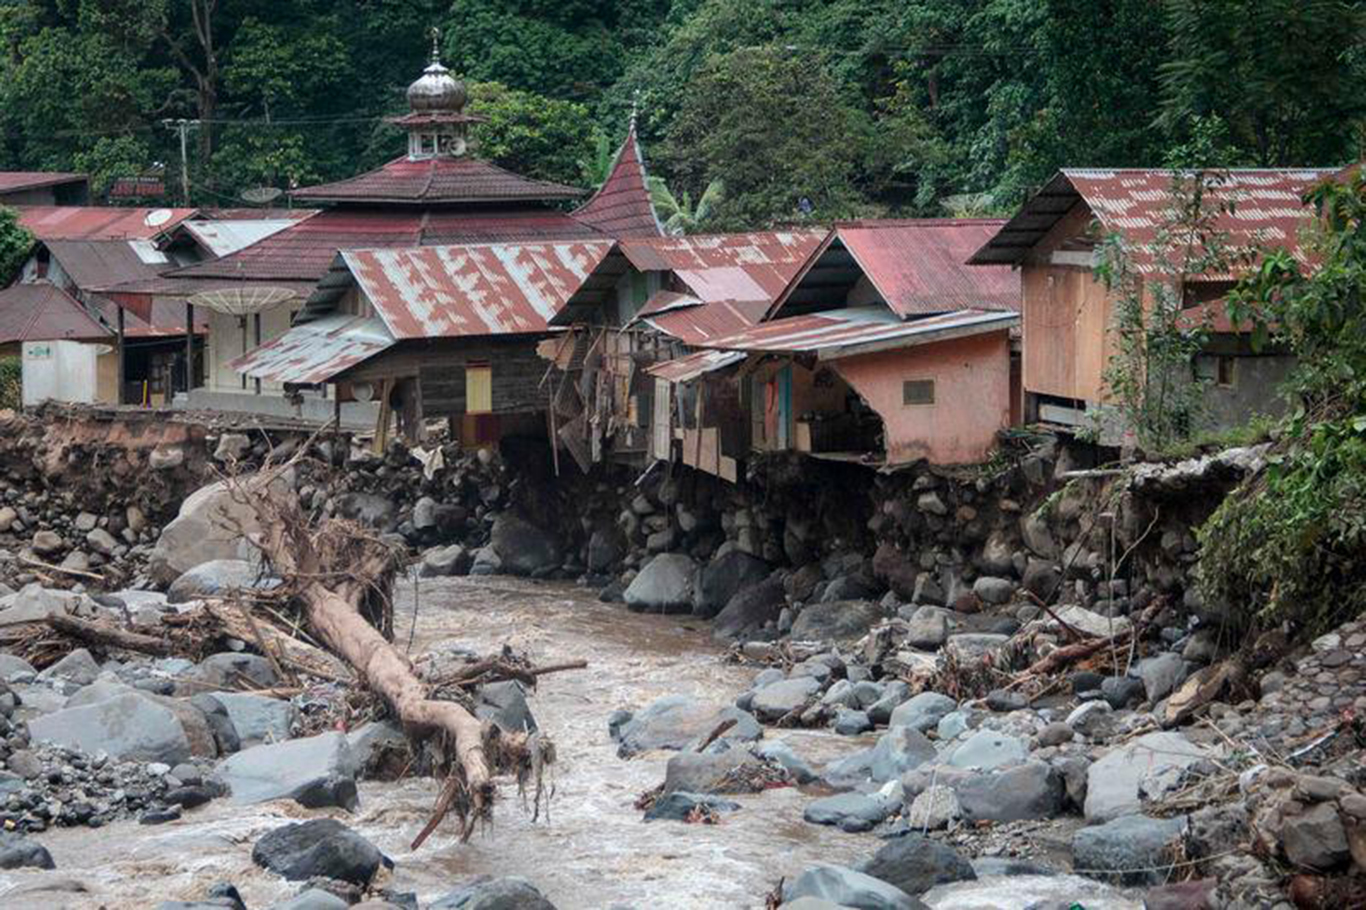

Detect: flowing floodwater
[1,576,878,909]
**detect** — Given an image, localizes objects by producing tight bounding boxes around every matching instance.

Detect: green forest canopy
[1,0,1362,229]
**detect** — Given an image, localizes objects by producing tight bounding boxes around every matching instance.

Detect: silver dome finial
[429,25,441,64]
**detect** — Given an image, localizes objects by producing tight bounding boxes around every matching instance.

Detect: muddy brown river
[1,576,876,909]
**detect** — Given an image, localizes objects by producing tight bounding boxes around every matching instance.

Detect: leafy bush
[0,357,20,411]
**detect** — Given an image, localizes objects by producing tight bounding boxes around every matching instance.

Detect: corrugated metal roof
[15,206,196,241]
[168,207,604,283]
[0,282,109,344]
[572,123,665,238]
[344,241,613,339]
[969,168,1337,272]
[181,219,305,257]
[0,172,87,194]
[289,155,583,205]
[641,298,769,345]
[47,240,168,292]
[230,314,394,384]
[87,296,207,338]
[645,349,746,383]
[830,219,1018,317]
[621,232,825,302]
[702,306,1018,360]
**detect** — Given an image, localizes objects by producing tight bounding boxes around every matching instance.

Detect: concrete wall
[206,302,296,395]
[22,340,117,406]
[834,330,1012,465]
[178,388,379,429]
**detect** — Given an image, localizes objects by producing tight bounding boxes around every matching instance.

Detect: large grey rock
[37,647,100,686]
[0,654,36,682]
[587,526,627,573]
[1072,814,1186,886]
[29,692,190,763]
[889,692,957,733]
[944,633,1010,665]
[1135,653,1188,703]
[1084,732,1213,822]
[945,730,1027,771]
[167,559,279,604]
[475,680,537,734]
[694,550,770,618]
[903,610,949,650]
[790,600,882,643]
[663,750,758,794]
[783,864,922,910]
[612,695,760,757]
[860,834,976,896]
[431,876,557,909]
[1282,802,1350,870]
[205,693,297,748]
[643,790,741,822]
[904,785,961,830]
[751,676,822,723]
[0,830,56,869]
[971,576,1015,605]
[754,739,818,784]
[270,890,348,910]
[216,731,359,810]
[624,553,697,613]
[189,652,280,690]
[804,790,900,833]
[149,475,282,585]
[918,761,1065,823]
[251,818,388,885]
[0,584,90,626]
[489,513,562,577]
[419,545,472,578]
[712,577,787,640]
[828,727,936,786]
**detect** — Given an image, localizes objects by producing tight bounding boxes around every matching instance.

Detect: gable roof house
[0,171,89,206]
[969,168,1335,437]
[542,231,824,471]
[135,47,660,428]
[661,220,1020,474]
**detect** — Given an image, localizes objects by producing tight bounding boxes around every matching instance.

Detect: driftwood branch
[45,613,171,655]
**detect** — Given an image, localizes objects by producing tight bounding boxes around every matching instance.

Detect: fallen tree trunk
[45,613,172,655]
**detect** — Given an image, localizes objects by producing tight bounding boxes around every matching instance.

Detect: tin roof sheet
[571,123,664,239]
[230,314,394,384]
[640,298,769,345]
[47,240,170,292]
[621,231,825,302]
[702,306,1018,360]
[167,207,604,283]
[0,171,87,194]
[180,219,306,257]
[290,155,583,205]
[15,206,196,241]
[645,349,746,384]
[830,219,1017,317]
[344,240,613,339]
[0,282,109,344]
[969,168,1337,273]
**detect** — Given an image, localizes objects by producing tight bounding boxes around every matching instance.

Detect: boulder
[623,553,697,613]
[216,731,359,810]
[904,785,961,831]
[0,584,90,626]
[431,876,557,910]
[889,693,957,733]
[804,790,900,833]
[86,527,120,557]
[489,513,562,577]
[712,578,787,640]
[335,492,398,528]
[29,692,190,764]
[419,545,472,578]
[587,526,627,573]
[971,576,1015,606]
[1282,802,1350,870]
[474,680,537,734]
[944,633,1010,666]
[1084,732,1213,822]
[612,695,760,757]
[754,739,818,785]
[903,610,948,651]
[663,750,759,794]
[167,559,279,604]
[251,818,388,885]
[31,530,65,556]
[1135,653,1188,703]
[37,647,100,686]
[945,731,1027,771]
[751,676,822,723]
[643,790,741,822]
[790,600,881,643]
[937,761,1064,823]
[204,693,297,748]
[1072,814,1186,886]
[827,727,936,786]
[149,475,281,585]
[270,890,349,910]
[0,830,55,869]
[188,652,281,691]
[860,834,976,896]
[0,654,36,682]
[693,550,770,618]
[782,864,922,910]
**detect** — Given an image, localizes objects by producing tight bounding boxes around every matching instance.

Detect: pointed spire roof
[572,117,665,238]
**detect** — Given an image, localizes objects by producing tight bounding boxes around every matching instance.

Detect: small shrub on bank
[0,357,19,410]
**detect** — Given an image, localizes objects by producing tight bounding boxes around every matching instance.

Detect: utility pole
[160,119,200,205]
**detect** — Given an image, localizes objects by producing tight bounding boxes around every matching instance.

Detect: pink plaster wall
[833,330,1011,465]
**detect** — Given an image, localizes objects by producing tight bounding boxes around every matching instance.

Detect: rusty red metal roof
[166,207,604,283]
[970,168,1338,273]
[702,306,1018,360]
[289,155,583,205]
[621,231,825,302]
[0,171,87,194]
[231,314,394,384]
[15,206,196,241]
[646,349,746,384]
[572,123,664,239]
[639,298,769,345]
[344,241,613,339]
[0,282,109,344]
[822,219,1018,318]
[87,295,206,338]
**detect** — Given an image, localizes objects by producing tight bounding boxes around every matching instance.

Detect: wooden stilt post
[184,302,195,400]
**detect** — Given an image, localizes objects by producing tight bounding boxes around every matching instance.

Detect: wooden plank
[719,455,738,483]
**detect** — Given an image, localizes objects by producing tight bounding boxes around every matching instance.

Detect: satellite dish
[190,286,297,317]
[351,381,375,403]
[144,208,174,228]
[241,186,284,205]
